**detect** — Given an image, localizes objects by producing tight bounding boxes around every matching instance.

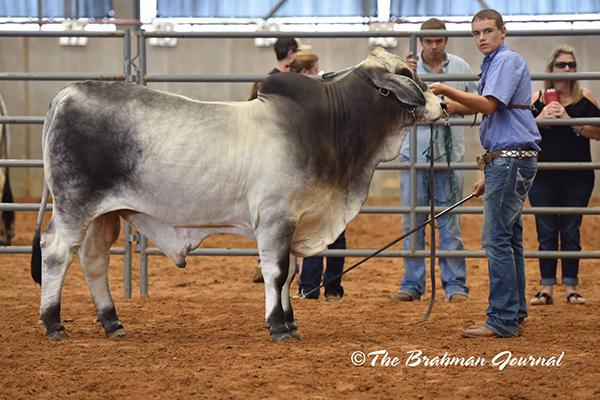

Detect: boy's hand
[429,82,448,96]
[405,52,418,73]
[472,177,485,197]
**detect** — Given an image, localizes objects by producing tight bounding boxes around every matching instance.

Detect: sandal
[530,291,553,306]
[567,292,586,305]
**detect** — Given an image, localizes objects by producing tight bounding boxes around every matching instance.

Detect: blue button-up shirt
[478,44,541,151]
[400,52,477,162]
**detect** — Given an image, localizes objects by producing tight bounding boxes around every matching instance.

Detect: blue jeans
[399,155,468,299]
[299,231,346,298]
[482,156,537,337]
[528,174,594,286]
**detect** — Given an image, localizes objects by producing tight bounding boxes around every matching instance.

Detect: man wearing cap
[393,18,475,303]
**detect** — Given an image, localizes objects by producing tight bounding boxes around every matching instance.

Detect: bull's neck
[322,74,411,178]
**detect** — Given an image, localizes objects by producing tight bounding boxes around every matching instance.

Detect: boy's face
[471,18,506,55]
[420,37,447,61]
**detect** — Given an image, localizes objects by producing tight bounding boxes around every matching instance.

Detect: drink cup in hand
[544,89,560,105]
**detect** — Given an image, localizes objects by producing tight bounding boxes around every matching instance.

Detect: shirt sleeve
[481,54,522,106]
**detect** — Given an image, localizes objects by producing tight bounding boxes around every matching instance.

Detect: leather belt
[476,150,538,170]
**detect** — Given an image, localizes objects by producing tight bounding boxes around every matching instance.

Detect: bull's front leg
[257,221,299,342]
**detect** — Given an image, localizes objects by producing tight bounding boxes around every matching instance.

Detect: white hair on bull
[31,47,443,342]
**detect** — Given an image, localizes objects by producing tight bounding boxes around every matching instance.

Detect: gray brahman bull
[31,47,442,341]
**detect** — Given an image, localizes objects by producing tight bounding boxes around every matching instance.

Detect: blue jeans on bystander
[399,155,469,300]
[299,231,346,299]
[528,174,594,286]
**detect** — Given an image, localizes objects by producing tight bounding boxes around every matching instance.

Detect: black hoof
[107,328,127,339]
[289,330,301,340]
[271,331,294,342]
[46,328,68,340]
[103,321,125,337]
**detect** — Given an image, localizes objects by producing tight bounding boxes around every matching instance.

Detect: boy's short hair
[274,37,298,61]
[273,38,311,61]
[472,9,504,29]
[420,18,446,31]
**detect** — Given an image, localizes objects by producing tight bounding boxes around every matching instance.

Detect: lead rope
[418,113,447,323]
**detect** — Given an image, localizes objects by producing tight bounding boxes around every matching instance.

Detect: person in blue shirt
[393,18,476,304]
[429,9,541,338]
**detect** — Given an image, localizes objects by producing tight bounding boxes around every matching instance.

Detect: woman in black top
[529,45,600,306]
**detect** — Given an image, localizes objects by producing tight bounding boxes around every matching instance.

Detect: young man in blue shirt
[394,18,476,303]
[429,9,541,338]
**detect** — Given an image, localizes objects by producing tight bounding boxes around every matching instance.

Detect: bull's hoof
[271,331,294,342]
[46,329,68,340]
[289,330,301,340]
[107,328,127,339]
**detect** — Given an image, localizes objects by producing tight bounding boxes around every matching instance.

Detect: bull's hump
[259,73,323,103]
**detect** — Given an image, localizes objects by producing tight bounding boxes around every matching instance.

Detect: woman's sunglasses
[554,61,577,69]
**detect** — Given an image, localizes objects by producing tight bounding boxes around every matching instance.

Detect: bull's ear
[371,73,426,107]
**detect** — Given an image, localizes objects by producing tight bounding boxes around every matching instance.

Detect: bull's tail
[31,182,49,285]
[31,89,65,285]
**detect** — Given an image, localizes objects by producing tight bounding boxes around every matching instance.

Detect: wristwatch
[573,126,583,136]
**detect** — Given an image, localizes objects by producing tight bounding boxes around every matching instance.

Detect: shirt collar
[482,43,507,65]
[418,52,449,73]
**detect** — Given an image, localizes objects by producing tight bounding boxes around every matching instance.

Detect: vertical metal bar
[37,0,43,22]
[139,235,148,296]
[123,28,132,81]
[408,34,418,253]
[137,30,147,86]
[124,222,132,298]
[135,28,148,296]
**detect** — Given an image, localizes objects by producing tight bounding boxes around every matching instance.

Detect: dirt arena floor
[1,197,599,400]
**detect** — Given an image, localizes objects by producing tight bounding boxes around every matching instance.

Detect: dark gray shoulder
[259,73,323,102]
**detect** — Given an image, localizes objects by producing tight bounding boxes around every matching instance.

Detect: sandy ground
[1,198,599,400]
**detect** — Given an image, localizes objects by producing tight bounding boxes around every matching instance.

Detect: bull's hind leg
[78,213,125,338]
[39,217,79,339]
[257,220,299,341]
[280,255,299,338]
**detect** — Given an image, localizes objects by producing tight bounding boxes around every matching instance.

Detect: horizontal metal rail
[0,246,126,255]
[0,31,125,38]
[142,72,600,83]
[2,202,597,215]
[0,160,44,167]
[421,72,600,81]
[0,116,44,124]
[140,247,600,259]
[2,202,597,216]
[2,116,599,127]
[2,159,598,171]
[141,29,600,39]
[0,203,51,211]
[0,73,126,81]
[360,206,600,215]
[145,74,266,83]
[382,162,600,171]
